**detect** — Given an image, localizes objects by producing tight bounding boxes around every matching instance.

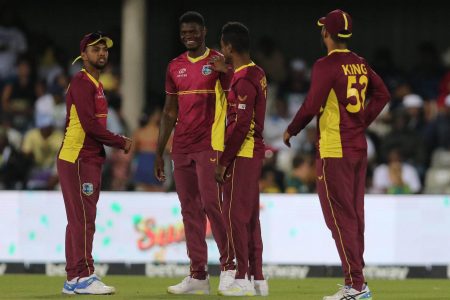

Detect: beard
[91,60,107,70]
[185,42,200,52]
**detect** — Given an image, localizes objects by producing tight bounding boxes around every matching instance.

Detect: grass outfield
[0,275,449,299]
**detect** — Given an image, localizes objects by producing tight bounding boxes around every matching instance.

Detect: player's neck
[327,42,347,54]
[232,54,252,71]
[83,65,101,81]
[187,45,207,59]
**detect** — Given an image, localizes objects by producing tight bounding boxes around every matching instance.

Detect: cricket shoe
[74,274,115,295]
[323,283,372,300]
[61,277,78,295]
[167,275,210,295]
[218,270,236,293]
[219,278,256,296]
[254,279,269,296]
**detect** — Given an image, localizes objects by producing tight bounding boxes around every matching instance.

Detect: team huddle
[57,9,389,300]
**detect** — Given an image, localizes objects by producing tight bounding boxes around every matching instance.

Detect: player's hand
[283,130,292,148]
[124,137,133,154]
[209,55,228,73]
[215,164,227,184]
[154,155,166,182]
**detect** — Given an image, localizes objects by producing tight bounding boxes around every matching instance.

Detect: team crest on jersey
[82,183,94,196]
[202,65,212,76]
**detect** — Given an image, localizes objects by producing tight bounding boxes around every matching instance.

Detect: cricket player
[212,22,268,297]
[57,31,132,295]
[154,11,236,294]
[284,9,390,300]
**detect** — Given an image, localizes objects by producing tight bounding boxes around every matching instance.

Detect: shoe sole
[75,291,115,295]
[61,289,75,295]
[218,291,256,296]
[167,289,210,295]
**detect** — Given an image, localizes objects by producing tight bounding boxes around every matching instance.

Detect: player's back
[227,62,267,159]
[317,49,376,158]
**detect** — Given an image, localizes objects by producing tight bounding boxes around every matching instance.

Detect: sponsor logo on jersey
[176,68,187,78]
[238,103,246,110]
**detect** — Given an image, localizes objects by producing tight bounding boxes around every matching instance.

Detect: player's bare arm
[283,130,292,148]
[123,136,133,154]
[154,93,178,182]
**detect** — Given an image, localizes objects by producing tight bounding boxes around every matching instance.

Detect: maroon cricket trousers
[222,156,264,280]
[172,149,235,279]
[316,156,367,291]
[57,157,102,281]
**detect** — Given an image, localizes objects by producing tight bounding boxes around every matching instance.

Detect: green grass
[0,275,449,299]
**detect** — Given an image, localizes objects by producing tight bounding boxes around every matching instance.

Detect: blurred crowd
[0,17,449,194]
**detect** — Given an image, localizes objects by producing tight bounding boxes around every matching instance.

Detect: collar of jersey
[187,48,210,63]
[328,49,350,56]
[81,68,100,88]
[235,61,255,73]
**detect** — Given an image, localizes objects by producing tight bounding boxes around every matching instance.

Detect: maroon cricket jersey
[287,49,390,158]
[58,69,125,163]
[165,48,233,154]
[220,62,267,167]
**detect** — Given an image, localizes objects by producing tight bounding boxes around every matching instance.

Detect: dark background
[7,0,450,107]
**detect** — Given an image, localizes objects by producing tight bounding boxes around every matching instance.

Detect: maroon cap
[317,9,352,38]
[79,31,113,53]
[72,31,113,65]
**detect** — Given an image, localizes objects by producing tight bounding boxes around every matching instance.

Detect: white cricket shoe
[74,274,115,295]
[323,283,372,300]
[167,276,210,295]
[61,277,78,295]
[219,278,256,296]
[218,270,236,292]
[254,279,269,296]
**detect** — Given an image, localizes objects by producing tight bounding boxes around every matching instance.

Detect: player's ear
[81,52,88,61]
[202,26,207,36]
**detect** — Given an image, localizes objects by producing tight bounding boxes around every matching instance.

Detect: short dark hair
[179,11,205,27]
[330,34,349,45]
[221,22,250,54]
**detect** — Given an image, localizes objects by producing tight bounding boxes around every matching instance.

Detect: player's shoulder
[208,48,224,58]
[248,63,265,75]
[233,65,263,87]
[69,71,95,89]
[346,51,369,64]
[168,53,188,67]
[237,63,264,78]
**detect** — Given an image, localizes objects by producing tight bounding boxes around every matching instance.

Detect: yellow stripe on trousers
[322,158,353,286]
[227,160,237,270]
[77,159,91,275]
[216,151,232,271]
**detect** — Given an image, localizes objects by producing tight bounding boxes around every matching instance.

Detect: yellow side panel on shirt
[237,112,255,158]
[59,104,86,163]
[211,80,227,151]
[319,89,343,158]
